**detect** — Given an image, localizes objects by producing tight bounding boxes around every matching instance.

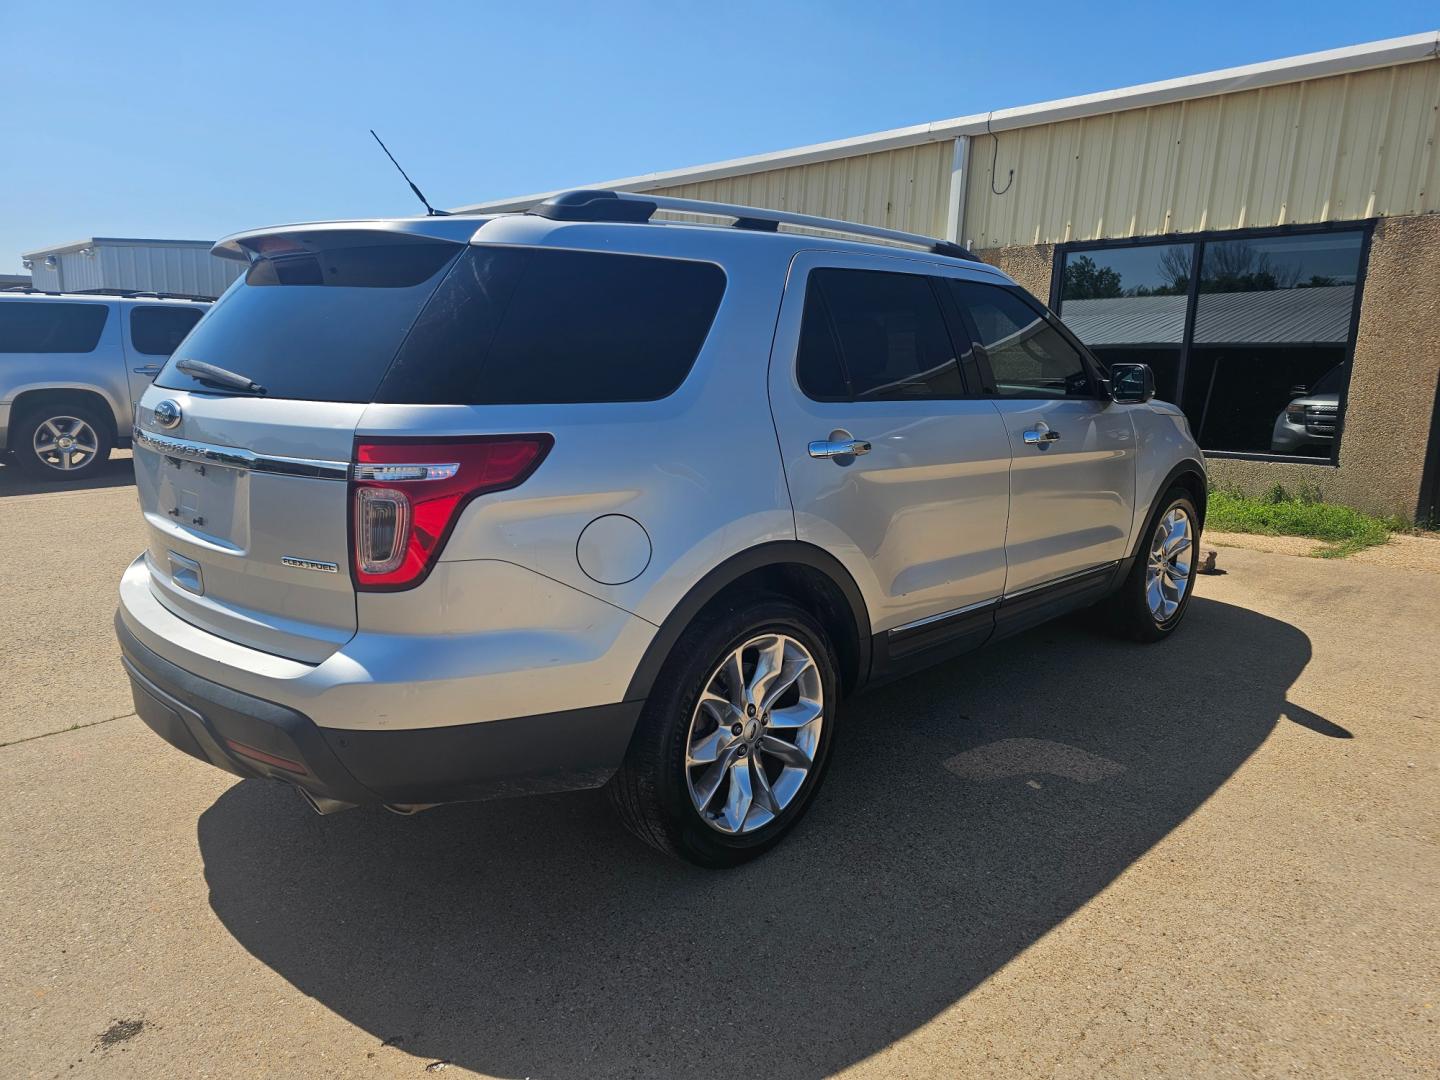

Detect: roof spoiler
[211,218,486,262]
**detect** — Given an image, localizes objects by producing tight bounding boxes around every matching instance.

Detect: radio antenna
[370,129,449,216]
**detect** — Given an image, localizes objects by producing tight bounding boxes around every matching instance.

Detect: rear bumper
[117,613,643,806]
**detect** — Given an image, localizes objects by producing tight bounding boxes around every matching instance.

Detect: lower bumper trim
[116,611,645,806]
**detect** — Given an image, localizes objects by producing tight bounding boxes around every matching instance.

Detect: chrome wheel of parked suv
[14,404,111,480]
[611,598,839,867]
[685,633,825,835]
[1145,507,1193,623]
[1105,487,1201,642]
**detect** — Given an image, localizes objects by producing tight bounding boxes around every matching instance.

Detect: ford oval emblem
[153,400,182,429]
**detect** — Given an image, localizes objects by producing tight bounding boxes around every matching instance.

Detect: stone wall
[972,244,1056,305]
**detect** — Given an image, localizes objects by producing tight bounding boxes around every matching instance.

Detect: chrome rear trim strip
[133,428,350,481]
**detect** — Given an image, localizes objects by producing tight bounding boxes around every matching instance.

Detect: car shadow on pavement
[197,596,1313,1079]
[0,453,134,497]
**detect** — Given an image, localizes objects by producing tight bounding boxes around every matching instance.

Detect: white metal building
[21,237,241,299]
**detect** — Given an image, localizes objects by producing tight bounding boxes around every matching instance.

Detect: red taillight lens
[350,435,552,590]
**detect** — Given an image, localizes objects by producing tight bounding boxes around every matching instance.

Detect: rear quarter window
[130,306,204,356]
[0,301,109,353]
[377,247,727,404]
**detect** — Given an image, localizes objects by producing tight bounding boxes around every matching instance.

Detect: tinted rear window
[377,247,726,404]
[796,268,964,400]
[154,240,461,402]
[130,306,204,356]
[0,302,109,353]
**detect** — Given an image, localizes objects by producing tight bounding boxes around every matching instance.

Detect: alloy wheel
[32,415,100,473]
[1145,506,1193,622]
[684,633,824,835]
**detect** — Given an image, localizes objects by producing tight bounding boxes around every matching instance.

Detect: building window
[1055,224,1369,462]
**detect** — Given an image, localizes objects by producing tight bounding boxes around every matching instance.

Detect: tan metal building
[461,32,1440,521]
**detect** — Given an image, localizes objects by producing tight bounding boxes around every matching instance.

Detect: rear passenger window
[797,269,963,401]
[379,248,726,404]
[130,307,203,356]
[0,302,108,353]
[949,281,1092,398]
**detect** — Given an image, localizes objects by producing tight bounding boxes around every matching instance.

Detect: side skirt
[866,562,1121,685]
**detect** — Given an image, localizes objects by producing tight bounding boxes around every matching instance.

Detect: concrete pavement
[1,462,1436,1078]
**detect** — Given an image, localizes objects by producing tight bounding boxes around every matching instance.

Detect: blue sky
[3,2,1434,272]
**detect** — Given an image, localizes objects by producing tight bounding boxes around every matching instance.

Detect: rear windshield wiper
[175,357,268,396]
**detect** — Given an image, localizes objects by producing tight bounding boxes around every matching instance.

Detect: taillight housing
[350,435,552,591]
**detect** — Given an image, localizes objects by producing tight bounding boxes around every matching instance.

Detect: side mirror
[1108,362,1155,404]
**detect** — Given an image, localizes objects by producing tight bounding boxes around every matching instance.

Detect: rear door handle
[808,438,872,459]
[1022,424,1061,446]
[132,365,162,376]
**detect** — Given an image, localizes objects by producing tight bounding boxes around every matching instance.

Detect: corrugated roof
[1062,285,1355,346]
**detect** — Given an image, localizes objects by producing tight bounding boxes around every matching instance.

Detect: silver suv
[115,191,1206,867]
[0,291,209,479]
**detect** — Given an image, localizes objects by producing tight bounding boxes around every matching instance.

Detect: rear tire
[608,595,840,867]
[1102,486,1200,642]
[12,402,112,481]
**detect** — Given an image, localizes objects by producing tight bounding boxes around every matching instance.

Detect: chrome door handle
[808,438,872,459]
[132,365,162,376]
[1022,425,1061,446]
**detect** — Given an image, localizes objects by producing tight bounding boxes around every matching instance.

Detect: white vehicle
[0,291,209,479]
[116,191,1206,867]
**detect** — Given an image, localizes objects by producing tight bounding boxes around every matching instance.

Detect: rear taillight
[350,435,552,591]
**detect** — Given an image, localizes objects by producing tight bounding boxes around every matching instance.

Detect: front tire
[608,596,840,867]
[1104,486,1200,642]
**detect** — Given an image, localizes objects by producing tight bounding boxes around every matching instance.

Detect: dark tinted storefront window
[1058,243,1192,403]
[1056,226,1367,461]
[1188,231,1362,456]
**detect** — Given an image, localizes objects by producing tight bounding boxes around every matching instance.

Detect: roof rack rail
[528,189,976,260]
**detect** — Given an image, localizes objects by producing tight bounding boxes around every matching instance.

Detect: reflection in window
[951,281,1088,398]
[1055,228,1365,461]
[1189,232,1362,457]
[1058,244,1192,403]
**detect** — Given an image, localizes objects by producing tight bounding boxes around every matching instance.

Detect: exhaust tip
[294,786,357,816]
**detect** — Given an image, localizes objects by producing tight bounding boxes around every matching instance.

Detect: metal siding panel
[963,58,1440,246]
[647,142,952,242]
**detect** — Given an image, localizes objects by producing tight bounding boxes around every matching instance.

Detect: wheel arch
[1130,458,1208,561]
[624,542,873,702]
[9,385,122,446]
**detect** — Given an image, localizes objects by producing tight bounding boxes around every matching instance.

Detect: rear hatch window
[155,239,725,405]
[154,233,461,403]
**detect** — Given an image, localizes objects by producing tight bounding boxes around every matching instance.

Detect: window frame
[1052,218,1376,465]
